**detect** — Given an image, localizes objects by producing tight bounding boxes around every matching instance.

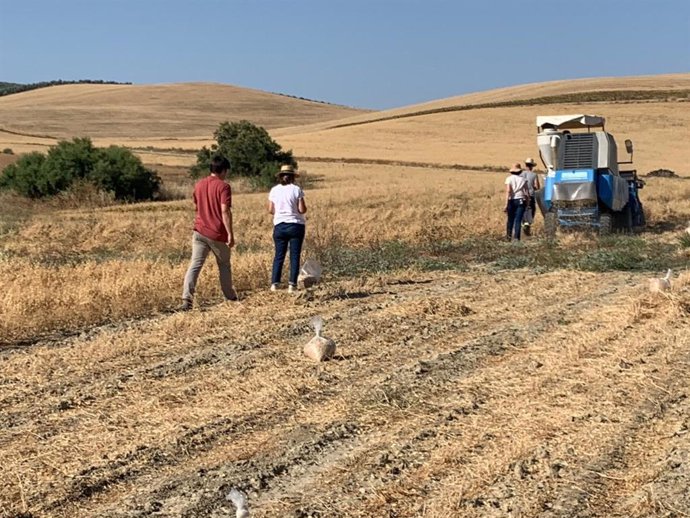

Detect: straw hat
[525,157,537,166]
[277,164,300,177]
[509,163,522,174]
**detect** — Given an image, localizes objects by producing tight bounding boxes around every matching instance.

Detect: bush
[91,145,160,200]
[40,137,97,194]
[0,138,160,200]
[190,120,296,189]
[0,152,48,198]
[2,148,12,154]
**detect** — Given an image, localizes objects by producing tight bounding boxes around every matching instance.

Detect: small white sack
[298,259,322,289]
[226,488,250,518]
[649,269,672,293]
[304,316,336,362]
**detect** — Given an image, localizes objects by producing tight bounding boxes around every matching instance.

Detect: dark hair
[279,173,294,185]
[209,155,230,174]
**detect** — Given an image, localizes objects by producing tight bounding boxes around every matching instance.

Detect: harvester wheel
[544,212,557,239]
[599,213,612,236]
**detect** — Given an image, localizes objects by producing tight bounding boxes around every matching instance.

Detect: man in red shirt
[180,156,237,310]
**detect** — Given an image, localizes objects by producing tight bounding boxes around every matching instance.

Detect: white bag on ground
[298,259,322,289]
[304,316,336,362]
[226,488,250,518]
[649,269,672,293]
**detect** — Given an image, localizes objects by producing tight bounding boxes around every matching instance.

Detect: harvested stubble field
[2,75,690,517]
[2,162,690,518]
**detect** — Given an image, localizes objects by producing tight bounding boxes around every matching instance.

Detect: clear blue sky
[1,0,688,109]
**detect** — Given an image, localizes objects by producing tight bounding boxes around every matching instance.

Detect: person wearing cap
[268,164,307,293]
[504,162,530,241]
[520,158,541,235]
[180,155,237,310]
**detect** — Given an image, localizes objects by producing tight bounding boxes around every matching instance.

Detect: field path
[1,268,688,517]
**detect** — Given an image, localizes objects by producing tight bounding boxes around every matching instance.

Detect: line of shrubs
[0,138,160,200]
[0,120,294,201]
[0,79,132,97]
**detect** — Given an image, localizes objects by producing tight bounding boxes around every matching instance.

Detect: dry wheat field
[1,76,690,518]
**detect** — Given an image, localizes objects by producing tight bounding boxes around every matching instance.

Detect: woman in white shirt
[504,163,530,241]
[268,164,307,292]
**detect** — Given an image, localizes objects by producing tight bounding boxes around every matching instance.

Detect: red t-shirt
[193,175,232,242]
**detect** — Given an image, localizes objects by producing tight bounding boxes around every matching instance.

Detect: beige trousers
[182,231,235,302]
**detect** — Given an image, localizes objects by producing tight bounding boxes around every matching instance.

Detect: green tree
[189,146,213,178]
[190,120,297,188]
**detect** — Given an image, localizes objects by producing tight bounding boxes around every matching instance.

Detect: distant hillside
[0,82,368,140]
[2,74,687,175]
[276,73,690,176]
[0,79,132,97]
[325,88,690,130]
[275,73,690,135]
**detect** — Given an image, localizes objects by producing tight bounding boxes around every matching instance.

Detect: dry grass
[1,75,690,517]
[278,100,690,177]
[1,164,689,344]
[1,264,688,517]
[0,82,366,140]
[283,73,690,131]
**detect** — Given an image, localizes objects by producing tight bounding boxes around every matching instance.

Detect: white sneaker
[270,284,278,292]
[288,284,296,294]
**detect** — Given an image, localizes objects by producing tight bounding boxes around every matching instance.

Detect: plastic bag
[304,316,336,362]
[226,488,250,518]
[298,259,322,289]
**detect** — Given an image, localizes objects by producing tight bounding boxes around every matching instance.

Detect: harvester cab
[536,114,645,237]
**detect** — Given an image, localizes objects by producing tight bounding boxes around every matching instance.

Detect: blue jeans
[506,199,526,240]
[272,223,306,285]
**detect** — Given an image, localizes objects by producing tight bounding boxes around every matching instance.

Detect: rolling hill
[275,74,690,176]
[0,82,367,140]
[0,74,688,175]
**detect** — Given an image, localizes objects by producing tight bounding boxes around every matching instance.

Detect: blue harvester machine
[536,114,645,237]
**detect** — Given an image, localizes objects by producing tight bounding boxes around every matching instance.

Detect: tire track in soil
[9,276,482,514]
[244,279,647,517]
[0,277,472,430]
[0,273,510,437]
[608,385,690,517]
[537,334,690,518]
[2,274,484,515]
[0,271,640,517]
[83,274,638,518]
[407,295,690,517]
[101,421,364,518]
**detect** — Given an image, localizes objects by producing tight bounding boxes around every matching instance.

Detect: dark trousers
[506,199,526,240]
[271,223,306,285]
[529,197,536,219]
